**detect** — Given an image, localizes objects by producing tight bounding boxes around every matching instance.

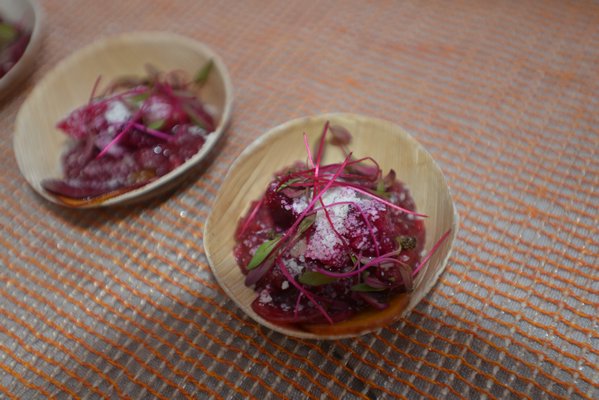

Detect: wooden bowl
[205,113,459,339]
[0,0,43,96]
[13,31,233,207]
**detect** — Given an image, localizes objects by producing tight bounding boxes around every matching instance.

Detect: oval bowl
[13,31,233,207]
[205,113,459,339]
[0,0,43,96]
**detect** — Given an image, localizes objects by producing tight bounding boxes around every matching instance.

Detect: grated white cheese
[292,196,308,214]
[189,125,207,137]
[258,289,272,304]
[146,99,171,120]
[283,258,303,276]
[293,187,381,260]
[104,101,131,124]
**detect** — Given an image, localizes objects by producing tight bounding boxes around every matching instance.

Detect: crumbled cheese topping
[283,258,304,276]
[258,289,272,304]
[104,101,131,124]
[291,196,308,214]
[143,96,173,121]
[292,187,382,260]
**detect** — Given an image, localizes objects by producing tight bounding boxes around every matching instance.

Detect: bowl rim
[0,0,44,95]
[13,30,234,207]
[204,112,459,339]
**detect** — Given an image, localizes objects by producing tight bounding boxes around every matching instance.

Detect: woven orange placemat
[0,0,597,398]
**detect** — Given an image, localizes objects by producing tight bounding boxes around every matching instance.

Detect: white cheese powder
[292,187,381,260]
[104,101,132,124]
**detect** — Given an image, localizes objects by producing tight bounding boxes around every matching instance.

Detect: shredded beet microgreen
[234,122,451,326]
[42,62,217,201]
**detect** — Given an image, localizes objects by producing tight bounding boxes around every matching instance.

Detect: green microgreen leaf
[298,271,337,286]
[247,237,281,270]
[128,92,150,107]
[297,215,315,235]
[0,23,17,42]
[147,119,165,130]
[194,60,213,86]
[276,178,302,192]
[375,179,386,196]
[397,236,417,250]
[351,283,385,292]
[182,104,207,129]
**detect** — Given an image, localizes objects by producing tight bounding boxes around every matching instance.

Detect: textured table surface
[1,1,597,399]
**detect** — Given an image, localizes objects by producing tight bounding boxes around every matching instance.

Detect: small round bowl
[205,113,459,339]
[13,31,233,207]
[0,0,43,96]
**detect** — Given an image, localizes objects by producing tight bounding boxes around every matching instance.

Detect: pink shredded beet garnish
[234,123,450,326]
[42,63,216,200]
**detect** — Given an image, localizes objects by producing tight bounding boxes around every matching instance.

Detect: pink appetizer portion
[43,63,216,202]
[234,123,450,328]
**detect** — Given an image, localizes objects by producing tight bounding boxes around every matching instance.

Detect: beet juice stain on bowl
[42,63,216,203]
[233,123,451,331]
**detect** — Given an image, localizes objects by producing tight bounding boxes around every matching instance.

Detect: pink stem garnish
[89,75,102,104]
[293,292,303,319]
[96,95,147,159]
[313,121,330,180]
[303,133,315,168]
[132,123,174,141]
[277,259,333,324]
[412,229,452,277]
[239,198,264,237]
[333,182,427,217]
[312,251,402,279]
[95,119,136,159]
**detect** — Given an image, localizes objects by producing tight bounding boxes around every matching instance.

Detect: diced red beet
[57,101,111,140]
[264,183,297,229]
